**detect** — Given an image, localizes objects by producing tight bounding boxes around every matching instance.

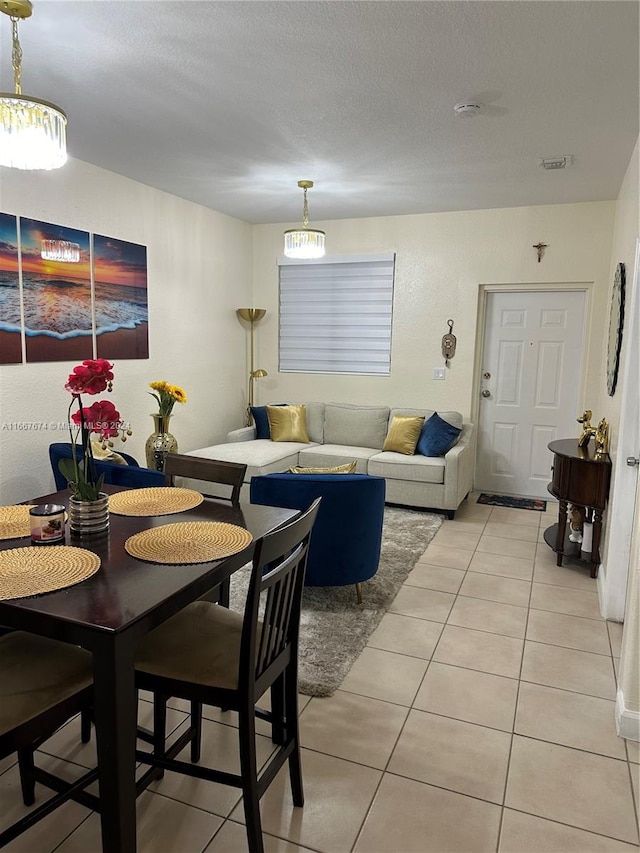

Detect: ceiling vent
[453,102,481,118]
[539,155,573,170]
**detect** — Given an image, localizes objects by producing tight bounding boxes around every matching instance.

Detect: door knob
[627,456,640,467]
[481,389,491,398]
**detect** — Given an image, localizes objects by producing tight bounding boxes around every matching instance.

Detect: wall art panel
[0,213,22,364]
[21,218,93,363]
[94,234,149,360]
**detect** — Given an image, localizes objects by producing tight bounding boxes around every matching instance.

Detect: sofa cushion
[189,440,316,481]
[298,445,380,474]
[267,405,310,443]
[250,403,286,439]
[417,412,462,457]
[382,415,425,455]
[324,404,390,450]
[368,451,446,484]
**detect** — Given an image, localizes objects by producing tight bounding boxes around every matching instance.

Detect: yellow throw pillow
[289,461,357,474]
[267,404,310,443]
[90,439,128,465]
[382,415,425,455]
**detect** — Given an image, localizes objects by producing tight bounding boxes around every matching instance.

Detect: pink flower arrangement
[59,359,131,500]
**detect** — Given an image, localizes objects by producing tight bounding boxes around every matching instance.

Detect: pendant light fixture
[0,0,67,170]
[283,180,325,260]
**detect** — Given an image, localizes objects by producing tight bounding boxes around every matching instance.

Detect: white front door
[476,289,586,498]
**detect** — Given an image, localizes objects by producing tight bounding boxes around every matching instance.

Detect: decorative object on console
[576,410,609,459]
[145,381,187,470]
[567,504,584,544]
[577,409,594,447]
[236,308,267,424]
[283,180,326,259]
[441,319,457,366]
[606,262,625,396]
[59,358,130,535]
[0,0,67,170]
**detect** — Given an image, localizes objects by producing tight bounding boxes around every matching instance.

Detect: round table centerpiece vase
[145,414,178,471]
[68,492,110,536]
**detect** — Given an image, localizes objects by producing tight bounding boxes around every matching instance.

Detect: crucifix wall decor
[533,242,548,262]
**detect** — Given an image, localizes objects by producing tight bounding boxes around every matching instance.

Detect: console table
[543,438,611,578]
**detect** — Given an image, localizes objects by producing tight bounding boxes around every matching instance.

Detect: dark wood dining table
[0,484,297,852]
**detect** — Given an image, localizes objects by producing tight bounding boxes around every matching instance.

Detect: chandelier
[283,180,325,260]
[0,0,67,170]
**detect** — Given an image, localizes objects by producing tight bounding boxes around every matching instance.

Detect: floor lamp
[237,308,267,424]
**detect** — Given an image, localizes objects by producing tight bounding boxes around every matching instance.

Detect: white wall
[598,137,640,731]
[0,158,253,504]
[252,201,615,416]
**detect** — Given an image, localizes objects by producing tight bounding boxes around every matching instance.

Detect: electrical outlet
[432,367,446,380]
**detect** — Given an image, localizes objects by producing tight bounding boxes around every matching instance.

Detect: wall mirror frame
[606,262,626,396]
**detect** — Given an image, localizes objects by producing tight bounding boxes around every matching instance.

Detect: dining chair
[0,631,97,847]
[134,498,320,853]
[163,453,247,607]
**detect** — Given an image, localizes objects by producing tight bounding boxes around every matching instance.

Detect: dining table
[0,484,298,852]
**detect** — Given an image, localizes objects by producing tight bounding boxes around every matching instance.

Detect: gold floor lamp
[237,308,267,425]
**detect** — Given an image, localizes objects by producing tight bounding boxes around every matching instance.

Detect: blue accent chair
[250,473,386,600]
[49,443,165,491]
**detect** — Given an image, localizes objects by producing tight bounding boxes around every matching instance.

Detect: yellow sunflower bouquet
[148,380,187,417]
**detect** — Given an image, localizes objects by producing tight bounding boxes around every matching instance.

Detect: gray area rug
[229,505,443,697]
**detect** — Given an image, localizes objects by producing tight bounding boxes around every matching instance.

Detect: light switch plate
[433,367,446,380]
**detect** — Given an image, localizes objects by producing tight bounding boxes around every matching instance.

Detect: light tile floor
[2,494,639,852]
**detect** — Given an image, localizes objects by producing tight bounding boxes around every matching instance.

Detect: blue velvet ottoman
[250,472,386,599]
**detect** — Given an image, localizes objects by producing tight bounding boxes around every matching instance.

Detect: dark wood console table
[544,439,611,578]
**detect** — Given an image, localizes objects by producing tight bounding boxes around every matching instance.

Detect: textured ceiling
[3,0,639,224]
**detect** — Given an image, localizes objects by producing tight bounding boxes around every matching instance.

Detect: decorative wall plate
[606,262,625,396]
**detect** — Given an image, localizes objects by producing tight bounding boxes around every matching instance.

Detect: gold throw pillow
[382,415,425,455]
[267,404,310,443]
[289,461,357,474]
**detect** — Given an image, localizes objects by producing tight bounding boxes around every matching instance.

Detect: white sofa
[190,402,476,517]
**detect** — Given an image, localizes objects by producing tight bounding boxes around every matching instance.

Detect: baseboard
[615,689,640,741]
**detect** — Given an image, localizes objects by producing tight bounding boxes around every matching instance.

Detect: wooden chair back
[240,498,320,699]
[163,453,246,505]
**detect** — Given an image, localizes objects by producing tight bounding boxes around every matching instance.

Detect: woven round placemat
[108,487,203,517]
[0,505,37,541]
[0,546,101,601]
[125,521,253,565]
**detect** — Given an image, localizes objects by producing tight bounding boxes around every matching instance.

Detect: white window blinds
[278,253,395,375]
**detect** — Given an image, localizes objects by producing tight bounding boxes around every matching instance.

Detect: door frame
[471,282,595,489]
[599,237,640,622]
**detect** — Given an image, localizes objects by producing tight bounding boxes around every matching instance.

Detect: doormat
[477,494,547,511]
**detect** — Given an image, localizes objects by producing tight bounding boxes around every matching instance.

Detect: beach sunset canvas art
[94,234,149,360]
[21,218,93,363]
[0,213,22,364]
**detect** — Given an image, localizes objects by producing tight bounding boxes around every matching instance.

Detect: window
[278,253,395,375]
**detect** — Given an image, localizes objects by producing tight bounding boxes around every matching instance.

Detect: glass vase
[145,413,178,471]
[68,492,110,536]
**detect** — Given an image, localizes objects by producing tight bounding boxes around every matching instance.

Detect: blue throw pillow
[250,403,287,439]
[417,412,462,457]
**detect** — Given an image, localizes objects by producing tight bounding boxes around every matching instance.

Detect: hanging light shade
[0,0,67,170]
[284,180,325,260]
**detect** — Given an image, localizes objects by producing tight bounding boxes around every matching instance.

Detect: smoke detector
[454,102,481,117]
[539,155,573,170]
